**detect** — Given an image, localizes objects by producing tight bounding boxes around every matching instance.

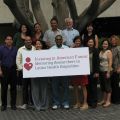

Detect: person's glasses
[6,39,12,40]
[55,38,62,40]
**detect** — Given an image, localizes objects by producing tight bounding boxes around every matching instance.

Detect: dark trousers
[87,73,98,106]
[52,76,69,106]
[22,78,32,104]
[1,66,17,107]
[18,72,32,105]
[111,72,120,104]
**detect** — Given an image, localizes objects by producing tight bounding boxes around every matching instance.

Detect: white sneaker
[52,105,59,110]
[19,104,27,110]
[64,105,70,109]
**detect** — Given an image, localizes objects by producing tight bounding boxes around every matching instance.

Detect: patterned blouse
[111,46,120,71]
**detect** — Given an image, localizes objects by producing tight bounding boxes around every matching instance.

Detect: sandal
[73,103,81,109]
[80,104,88,110]
[103,103,111,108]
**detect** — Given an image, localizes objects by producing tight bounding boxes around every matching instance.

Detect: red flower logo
[24,57,33,71]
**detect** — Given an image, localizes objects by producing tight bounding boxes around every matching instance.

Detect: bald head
[65,18,73,29]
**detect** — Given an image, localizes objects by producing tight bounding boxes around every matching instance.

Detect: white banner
[22,48,90,78]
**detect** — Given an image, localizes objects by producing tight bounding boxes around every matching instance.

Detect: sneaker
[19,104,27,110]
[63,104,70,109]
[52,105,60,110]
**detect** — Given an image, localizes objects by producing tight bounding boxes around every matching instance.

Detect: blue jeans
[52,76,69,106]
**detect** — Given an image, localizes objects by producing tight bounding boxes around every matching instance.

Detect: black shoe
[88,103,97,108]
[11,106,17,110]
[1,106,7,111]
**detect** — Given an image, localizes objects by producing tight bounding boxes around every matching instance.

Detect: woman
[71,36,88,110]
[82,23,99,48]
[109,35,120,104]
[31,40,49,111]
[13,24,30,49]
[32,23,43,45]
[99,39,112,107]
[87,38,99,108]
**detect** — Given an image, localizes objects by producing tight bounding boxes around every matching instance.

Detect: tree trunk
[30,0,48,32]
[52,0,69,29]
[66,0,78,21]
[77,0,100,33]
[96,0,116,16]
[3,0,34,29]
[77,0,116,32]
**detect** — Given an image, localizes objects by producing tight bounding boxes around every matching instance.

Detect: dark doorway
[93,17,120,38]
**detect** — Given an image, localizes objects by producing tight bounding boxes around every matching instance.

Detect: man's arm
[16,48,23,71]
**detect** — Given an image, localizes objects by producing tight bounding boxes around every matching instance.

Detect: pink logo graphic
[24,57,33,71]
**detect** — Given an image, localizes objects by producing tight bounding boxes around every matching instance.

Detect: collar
[66,27,74,31]
[51,28,60,32]
[4,45,13,50]
[22,45,34,50]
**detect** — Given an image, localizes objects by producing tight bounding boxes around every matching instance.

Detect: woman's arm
[106,50,112,78]
[95,35,99,48]
[107,50,112,73]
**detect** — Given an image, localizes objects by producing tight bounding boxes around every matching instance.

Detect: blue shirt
[63,28,79,47]
[0,45,17,68]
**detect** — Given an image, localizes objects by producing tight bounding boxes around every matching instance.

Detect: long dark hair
[18,24,31,36]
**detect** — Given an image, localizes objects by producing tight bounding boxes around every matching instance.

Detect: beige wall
[0,0,120,24]
[75,0,120,17]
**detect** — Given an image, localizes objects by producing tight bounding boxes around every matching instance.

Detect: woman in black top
[82,23,99,48]
[87,37,99,108]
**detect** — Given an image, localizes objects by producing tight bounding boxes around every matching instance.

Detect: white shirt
[16,46,35,70]
[51,45,69,49]
[43,29,65,47]
[63,28,79,47]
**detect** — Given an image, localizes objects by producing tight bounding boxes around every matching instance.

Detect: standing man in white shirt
[51,35,70,110]
[63,18,80,47]
[16,36,35,109]
[43,17,64,48]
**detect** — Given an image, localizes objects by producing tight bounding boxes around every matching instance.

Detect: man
[16,36,35,109]
[43,17,64,48]
[110,35,120,104]
[63,18,79,47]
[51,35,70,110]
[0,35,17,111]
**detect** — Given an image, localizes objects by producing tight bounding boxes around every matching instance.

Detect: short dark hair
[73,36,82,43]
[55,35,63,40]
[5,35,13,40]
[34,23,41,28]
[86,37,95,46]
[50,16,58,24]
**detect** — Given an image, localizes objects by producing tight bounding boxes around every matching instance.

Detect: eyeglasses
[6,39,12,40]
[55,38,62,40]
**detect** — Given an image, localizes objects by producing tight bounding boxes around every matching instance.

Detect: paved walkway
[0,104,120,120]
[0,85,120,120]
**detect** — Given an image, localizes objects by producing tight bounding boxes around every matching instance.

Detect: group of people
[0,17,120,112]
